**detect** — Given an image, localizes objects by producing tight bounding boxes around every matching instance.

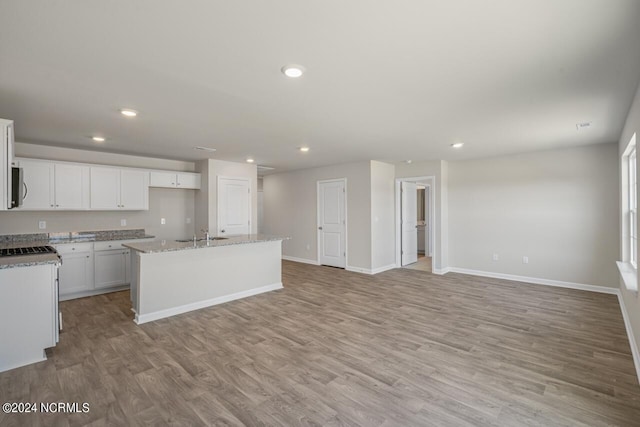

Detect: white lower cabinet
[94,249,129,289]
[0,263,59,373]
[57,239,148,300]
[56,243,94,296]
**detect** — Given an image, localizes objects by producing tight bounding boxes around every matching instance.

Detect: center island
[123,234,287,324]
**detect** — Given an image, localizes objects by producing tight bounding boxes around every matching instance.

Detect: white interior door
[218,177,251,236]
[318,179,346,268]
[401,181,418,266]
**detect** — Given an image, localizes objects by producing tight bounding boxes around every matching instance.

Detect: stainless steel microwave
[11,166,23,208]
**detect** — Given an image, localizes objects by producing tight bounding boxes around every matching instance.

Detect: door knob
[318,226,323,230]
[221,229,225,233]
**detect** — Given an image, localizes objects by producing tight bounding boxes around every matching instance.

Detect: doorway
[317,178,347,268]
[396,176,435,272]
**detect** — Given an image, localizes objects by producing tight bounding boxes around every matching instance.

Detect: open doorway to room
[395,176,435,273]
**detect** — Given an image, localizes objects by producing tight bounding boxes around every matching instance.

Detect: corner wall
[195,159,258,236]
[263,161,373,270]
[370,161,396,272]
[618,83,640,379]
[448,143,619,288]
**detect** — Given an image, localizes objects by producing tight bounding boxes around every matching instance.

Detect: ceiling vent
[576,122,592,131]
[257,165,275,171]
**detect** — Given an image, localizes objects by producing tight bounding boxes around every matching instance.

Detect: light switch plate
[161,218,166,225]
[121,219,127,226]
[38,221,46,230]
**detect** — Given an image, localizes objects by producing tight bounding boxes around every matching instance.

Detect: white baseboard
[346,265,370,274]
[282,255,320,265]
[135,283,283,325]
[617,291,640,385]
[447,267,618,295]
[432,267,451,275]
[371,264,397,274]
[59,284,130,301]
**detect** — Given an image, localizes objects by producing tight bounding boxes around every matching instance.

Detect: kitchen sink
[175,237,228,242]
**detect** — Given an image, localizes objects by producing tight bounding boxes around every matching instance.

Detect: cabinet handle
[72,248,75,251]
[56,204,59,207]
[50,204,54,207]
[86,256,89,258]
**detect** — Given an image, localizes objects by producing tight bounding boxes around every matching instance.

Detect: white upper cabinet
[19,160,89,210]
[149,171,201,190]
[90,167,120,209]
[120,170,149,210]
[20,160,53,209]
[90,167,149,210]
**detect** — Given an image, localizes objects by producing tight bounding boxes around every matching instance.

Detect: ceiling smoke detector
[193,146,217,152]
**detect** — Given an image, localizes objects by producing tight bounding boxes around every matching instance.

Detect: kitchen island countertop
[123,234,288,254]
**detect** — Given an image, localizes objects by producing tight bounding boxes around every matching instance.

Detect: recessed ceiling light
[193,146,217,152]
[120,109,138,117]
[404,160,412,164]
[246,158,255,163]
[91,136,105,142]
[451,142,464,148]
[281,65,305,78]
[299,147,310,152]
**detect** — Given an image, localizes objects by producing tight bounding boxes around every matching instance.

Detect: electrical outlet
[523,256,529,264]
[492,253,499,261]
[186,217,191,224]
[38,221,46,230]
[306,244,310,251]
[120,219,127,227]
[161,218,166,225]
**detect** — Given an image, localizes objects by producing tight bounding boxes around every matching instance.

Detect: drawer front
[94,238,152,251]
[94,241,126,251]
[55,242,93,254]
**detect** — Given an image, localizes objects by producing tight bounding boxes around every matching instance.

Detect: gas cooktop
[0,246,57,257]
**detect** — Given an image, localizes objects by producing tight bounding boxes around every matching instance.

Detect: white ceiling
[1,1,639,173]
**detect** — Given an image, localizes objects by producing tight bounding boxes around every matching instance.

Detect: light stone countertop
[0,229,154,268]
[123,234,289,254]
[0,253,61,270]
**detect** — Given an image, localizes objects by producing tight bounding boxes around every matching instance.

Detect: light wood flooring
[1,261,639,426]
[403,255,432,272]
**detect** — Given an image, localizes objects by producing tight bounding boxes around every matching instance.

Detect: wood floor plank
[0,261,639,426]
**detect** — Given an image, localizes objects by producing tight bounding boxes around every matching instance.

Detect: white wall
[396,160,448,272]
[448,143,619,288]
[263,161,372,270]
[618,83,640,376]
[0,143,196,240]
[195,159,258,236]
[370,161,396,271]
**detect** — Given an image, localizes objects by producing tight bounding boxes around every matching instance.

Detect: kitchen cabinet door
[120,170,149,210]
[19,160,54,210]
[149,171,176,188]
[58,251,94,296]
[90,167,120,209]
[54,164,89,209]
[177,173,201,189]
[94,249,126,289]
